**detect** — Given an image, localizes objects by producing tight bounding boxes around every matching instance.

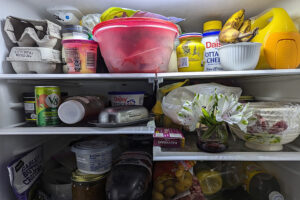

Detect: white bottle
[202,20,223,71]
[58,96,105,124]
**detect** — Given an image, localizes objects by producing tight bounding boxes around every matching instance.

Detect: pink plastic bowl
[93,17,179,73]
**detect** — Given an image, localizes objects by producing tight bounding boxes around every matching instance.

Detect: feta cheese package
[154,128,185,148]
[7,146,43,200]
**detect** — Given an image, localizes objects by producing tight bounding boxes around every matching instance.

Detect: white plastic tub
[7,47,61,74]
[71,140,115,174]
[109,91,144,106]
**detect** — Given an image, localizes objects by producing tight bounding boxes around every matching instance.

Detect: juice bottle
[244,162,284,200]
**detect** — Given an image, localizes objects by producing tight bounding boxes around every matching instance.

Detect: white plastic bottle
[58,96,105,124]
[202,20,223,71]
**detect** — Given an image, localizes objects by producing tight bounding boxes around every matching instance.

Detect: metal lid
[72,170,106,182]
[179,32,203,40]
[62,25,89,35]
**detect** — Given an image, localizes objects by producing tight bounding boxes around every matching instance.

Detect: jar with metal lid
[23,92,36,124]
[202,20,223,71]
[72,170,107,200]
[176,33,205,72]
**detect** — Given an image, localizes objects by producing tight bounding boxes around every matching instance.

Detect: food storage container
[230,102,300,151]
[71,139,115,174]
[72,170,107,200]
[62,39,98,73]
[109,91,144,106]
[218,42,261,71]
[7,47,61,74]
[93,17,179,73]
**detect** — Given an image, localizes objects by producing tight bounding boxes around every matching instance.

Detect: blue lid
[108,91,144,95]
[203,31,220,37]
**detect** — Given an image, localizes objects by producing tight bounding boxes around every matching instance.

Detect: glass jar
[196,123,228,153]
[202,20,223,71]
[72,170,107,200]
[176,33,205,72]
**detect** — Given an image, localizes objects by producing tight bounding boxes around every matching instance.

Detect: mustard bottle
[176,33,205,72]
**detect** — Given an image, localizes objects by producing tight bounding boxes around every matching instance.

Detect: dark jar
[196,123,229,153]
[72,170,107,200]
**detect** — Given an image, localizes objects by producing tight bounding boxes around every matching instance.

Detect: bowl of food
[229,102,300,151]
[218,42,261,71]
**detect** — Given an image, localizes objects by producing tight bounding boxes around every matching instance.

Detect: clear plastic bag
[162,83,242,125]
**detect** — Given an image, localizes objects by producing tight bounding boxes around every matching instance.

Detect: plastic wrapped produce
[162,83,242,125]
[106,151,152,200]
[230,102,300,151]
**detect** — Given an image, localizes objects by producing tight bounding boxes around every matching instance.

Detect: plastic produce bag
[100,7,184,23]
[162,83,242,125]
[81,13,101,32]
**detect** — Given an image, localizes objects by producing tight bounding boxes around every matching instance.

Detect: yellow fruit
[223,9,245,30]
[196,170,223,196]
[183,178,193,189]
[164,179,174,187]
[175,181,186,193]
[152,191,164,200]
[154,182,164,192]
[184,171,193,179]
[175,169,184,178]
[164,187,176,198]
[239,19,251,33]
[219,27,240,43]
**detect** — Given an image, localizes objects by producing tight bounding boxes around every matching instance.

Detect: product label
[35,87,60,126]
[7,146,43,195]
[111,95,142,106]
[179,57,189,68]
[202,36,223,71]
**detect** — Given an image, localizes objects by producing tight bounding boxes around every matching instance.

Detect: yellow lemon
[196,170,222,195]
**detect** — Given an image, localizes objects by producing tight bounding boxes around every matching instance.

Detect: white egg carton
[7,47,62,74]
[4,16,61,49]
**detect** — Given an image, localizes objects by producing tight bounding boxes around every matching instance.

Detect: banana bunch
[219,9,258,43]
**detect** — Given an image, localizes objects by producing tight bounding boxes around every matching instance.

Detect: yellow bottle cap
[203,20,222,32]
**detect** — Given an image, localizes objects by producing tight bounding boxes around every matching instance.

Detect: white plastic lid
[72,140,114,154]
[58,100,85,124]
[269,191,285,200]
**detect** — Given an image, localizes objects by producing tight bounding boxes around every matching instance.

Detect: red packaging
[153,128,185,148]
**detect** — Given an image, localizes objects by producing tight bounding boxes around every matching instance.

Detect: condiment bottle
[202,20,223,71]
[58,96,105,124]
[176,33,205,72]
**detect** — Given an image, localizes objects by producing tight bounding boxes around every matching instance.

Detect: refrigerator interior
[1,0,300,199]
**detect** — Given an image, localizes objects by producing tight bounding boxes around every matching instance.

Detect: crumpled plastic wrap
[162,83,242,125]
[81,13,101,32]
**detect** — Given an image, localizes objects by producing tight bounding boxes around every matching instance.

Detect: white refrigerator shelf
[153,134,300,161]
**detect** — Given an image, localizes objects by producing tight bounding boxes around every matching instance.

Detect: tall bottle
[244,163,284,200]
[58,96,105,124]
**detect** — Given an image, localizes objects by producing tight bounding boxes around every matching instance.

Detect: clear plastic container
[93,17,179,73]
[71,139,115,174]
[62,39,98,73]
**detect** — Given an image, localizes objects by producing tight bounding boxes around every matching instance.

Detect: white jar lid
[58,100,85,124]
[72,140,114,154]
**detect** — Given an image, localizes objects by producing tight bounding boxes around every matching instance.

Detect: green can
[35,86,61,126]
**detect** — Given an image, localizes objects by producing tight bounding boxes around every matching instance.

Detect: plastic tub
[218,42,261,71]
[93,17,179,73]
[62,39,98,73]
[109,91,144,106]
[71,140,115,174]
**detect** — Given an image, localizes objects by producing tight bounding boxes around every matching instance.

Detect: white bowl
[230,102,300,151]
[218,42,261,71]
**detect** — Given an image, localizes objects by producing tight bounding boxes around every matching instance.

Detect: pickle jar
[72,170,107,200]
[176,33,205,72]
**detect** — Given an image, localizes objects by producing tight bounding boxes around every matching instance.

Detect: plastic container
[72,140,114,174]
[109,91,144,106]
[62,39,98,73]
[72,170,106,200]
[202,20,223,71]
[176,33,205,72]
[61,25,89,68]
[218,42,261,71]
[230,102,300,151]
[23,93,36,124]
[7,47,61,74]
[58,96,105,124]
[93,17,179,73]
